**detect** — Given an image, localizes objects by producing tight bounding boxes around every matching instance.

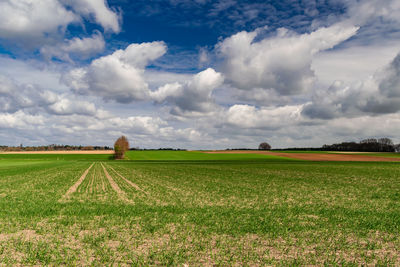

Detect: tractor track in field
[59,163,94,202]
[59,162,152,204]
[105,163,148,195]
[100,163,134,204]
[106,164,168,205]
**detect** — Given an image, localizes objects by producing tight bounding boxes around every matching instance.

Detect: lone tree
[258,142,271,150]
[114,136,129,159]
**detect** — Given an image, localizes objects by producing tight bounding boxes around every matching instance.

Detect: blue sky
[1,0,400,149]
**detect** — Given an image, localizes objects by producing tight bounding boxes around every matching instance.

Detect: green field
[125,150,297,161]
[0,151,399,265]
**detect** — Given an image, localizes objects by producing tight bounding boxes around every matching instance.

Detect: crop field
[0,151,400,265]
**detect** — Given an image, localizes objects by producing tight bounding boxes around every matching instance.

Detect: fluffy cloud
[151,68,224,115]
[312,42,400,87]
[63,0,121,33]
[47,98,97,116]
[302,52,400,119]
[0,111,45,129]
[225,104,302,129]
[0,107,207,148]
[0,0,119,49]
[217,23,358,96]
[0,74,103,117]
[0,75,57,113]
[62,41,167,103]
[40,32,105,62]
[0,0,77,46]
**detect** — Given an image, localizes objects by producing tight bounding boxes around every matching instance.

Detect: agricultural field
[0,151,400,265]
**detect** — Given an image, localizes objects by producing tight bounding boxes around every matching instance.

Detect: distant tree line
[274,138,399,152]
[322,138,399,152]
[0,144,112,152]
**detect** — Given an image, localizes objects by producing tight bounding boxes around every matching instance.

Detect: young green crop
[0,153,399,265]
[124,150,295,161]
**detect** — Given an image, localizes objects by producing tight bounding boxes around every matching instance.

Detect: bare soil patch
[333,151,376,154]
[205,150,400,162]
[1,150,114,154]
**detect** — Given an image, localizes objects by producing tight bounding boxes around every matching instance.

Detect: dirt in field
[205,150,400,162]
[0,150,114,154]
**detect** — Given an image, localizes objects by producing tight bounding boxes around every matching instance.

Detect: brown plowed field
[205,150,400,162]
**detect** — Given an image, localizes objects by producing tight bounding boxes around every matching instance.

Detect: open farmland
[205,150,400,162]
[0,152,400,265]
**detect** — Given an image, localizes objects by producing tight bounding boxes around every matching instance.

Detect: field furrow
[105,163,147,194]
[107,163,188,205]
[60,163,94,201]
[109,163,251,207]
[100,163,134,204]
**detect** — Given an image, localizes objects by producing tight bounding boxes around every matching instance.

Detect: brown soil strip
[60,163,94,201]
[204,150,400,162]
[1,150,114,154]
[101,163,134,204]
[333,151,376,154]
[105,164,148,195]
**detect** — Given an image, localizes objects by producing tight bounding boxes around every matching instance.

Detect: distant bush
[114,136,129,159]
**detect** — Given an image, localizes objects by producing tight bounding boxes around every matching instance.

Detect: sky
[1,0,400,149]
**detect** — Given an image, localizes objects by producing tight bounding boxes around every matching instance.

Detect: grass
[0,151,399,264]
[125,150,294,161]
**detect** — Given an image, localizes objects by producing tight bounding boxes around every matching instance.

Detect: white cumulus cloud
[0,111,45,129]
[302,52,400,119]
[225,104,302,129]
[0,75,57,113]
[40,31,105,62]
[217,22,359,96]
[63,0,121,33]
[0,0,120,49]
[0,0,77,46]
[62,41,167,103]
[47,98,97,116]
[150,68,224,115]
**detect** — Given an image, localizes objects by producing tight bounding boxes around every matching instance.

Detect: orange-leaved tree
[114,136,129,159]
